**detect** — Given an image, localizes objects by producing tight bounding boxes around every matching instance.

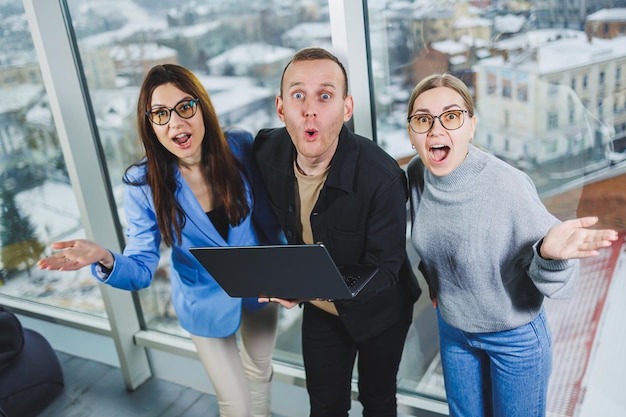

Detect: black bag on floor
[0,306,24,374]
[0,306,64,417]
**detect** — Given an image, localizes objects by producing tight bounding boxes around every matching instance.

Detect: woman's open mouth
[173,133,191,146]
[430,144,450,162]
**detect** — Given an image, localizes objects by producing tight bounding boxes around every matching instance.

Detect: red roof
[545,232,625,416]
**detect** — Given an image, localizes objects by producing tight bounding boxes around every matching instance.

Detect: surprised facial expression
[276,59,354,165]
[407,87,476,177]
[149,83,205,166]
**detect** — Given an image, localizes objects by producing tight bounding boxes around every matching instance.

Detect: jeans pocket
[533,311,552,348]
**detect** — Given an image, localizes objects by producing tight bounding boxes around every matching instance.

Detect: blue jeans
[437,308,552,417]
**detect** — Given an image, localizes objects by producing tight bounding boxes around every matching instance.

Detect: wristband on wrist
[98,262,113,275]
[537,237,547,259]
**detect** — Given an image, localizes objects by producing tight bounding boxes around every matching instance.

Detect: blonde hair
[407,73,474,119]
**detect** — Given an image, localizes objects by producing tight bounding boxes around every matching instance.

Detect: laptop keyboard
[343,274,361,288]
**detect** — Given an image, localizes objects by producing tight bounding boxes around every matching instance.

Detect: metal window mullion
[22,0,151,390]
[329,0,375,141]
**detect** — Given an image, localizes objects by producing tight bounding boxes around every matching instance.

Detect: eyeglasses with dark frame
[146,98,200,126]
[407,109,468,134]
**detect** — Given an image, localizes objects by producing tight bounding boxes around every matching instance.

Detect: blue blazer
[92,129,285,337]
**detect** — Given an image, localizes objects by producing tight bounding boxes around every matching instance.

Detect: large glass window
[367,1,626,415]
[0,0,105,317]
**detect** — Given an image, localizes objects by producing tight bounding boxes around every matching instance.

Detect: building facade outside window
[365,1,626,416]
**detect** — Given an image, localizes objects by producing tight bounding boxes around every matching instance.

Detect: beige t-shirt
[294,161,338,315]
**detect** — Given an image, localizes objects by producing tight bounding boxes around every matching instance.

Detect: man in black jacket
[254,47,421,417]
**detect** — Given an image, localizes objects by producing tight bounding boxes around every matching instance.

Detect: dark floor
[39,351,286,417]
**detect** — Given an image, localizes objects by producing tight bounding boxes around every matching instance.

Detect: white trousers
[191,303,278,417]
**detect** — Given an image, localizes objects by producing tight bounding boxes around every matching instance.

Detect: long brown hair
[125,64,249,247]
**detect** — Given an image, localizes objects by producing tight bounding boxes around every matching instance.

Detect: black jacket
[254,125,421,342]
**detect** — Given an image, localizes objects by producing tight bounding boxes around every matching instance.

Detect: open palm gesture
[540,217,619,260]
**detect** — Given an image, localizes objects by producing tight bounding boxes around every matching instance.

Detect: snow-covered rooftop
[587,8,626,22]
[454,16,492,30]
[431,39,468,55]
[493,28,586,52]
[0,84,43,114]
[282,22,331,42]
[109,43,177,62]
[208,43,295,66]
[494,14,526,34]
[478,30,626,74]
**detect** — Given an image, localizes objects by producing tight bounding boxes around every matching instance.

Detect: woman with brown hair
[39,64,284,417]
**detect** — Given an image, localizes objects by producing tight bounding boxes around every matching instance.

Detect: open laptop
[190,244,378,300]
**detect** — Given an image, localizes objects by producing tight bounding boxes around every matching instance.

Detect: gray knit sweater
[408,145,579,333]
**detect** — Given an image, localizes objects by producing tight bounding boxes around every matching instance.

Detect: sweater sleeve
[512,169,579,299]
[529,239,579,299]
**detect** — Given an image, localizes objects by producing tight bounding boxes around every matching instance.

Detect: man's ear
[343,95,354,122]
[276,95,285,122]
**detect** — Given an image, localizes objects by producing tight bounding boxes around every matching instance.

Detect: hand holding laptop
[258,297,302,309]
[260,297,339,316]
